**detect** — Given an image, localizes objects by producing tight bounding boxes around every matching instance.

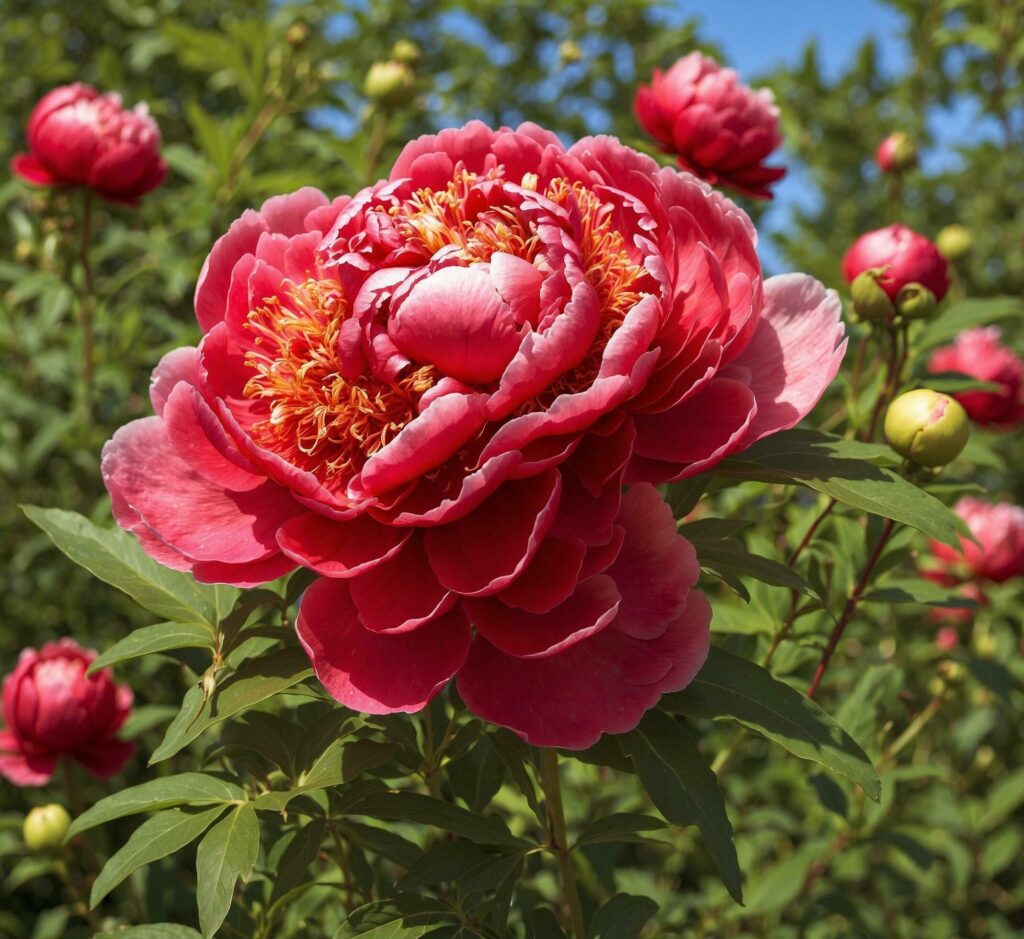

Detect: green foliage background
[0,1,1021,937]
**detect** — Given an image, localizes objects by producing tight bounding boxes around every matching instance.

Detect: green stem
[538,748,585,939]
[77,191,96,422]
[363,112,393,186]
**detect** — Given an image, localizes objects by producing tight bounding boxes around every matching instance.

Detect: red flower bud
[634,52,786,200]
[0,639,134,787]
[11,83,166,205]
[842,225,949,303]
[875,132,917,173]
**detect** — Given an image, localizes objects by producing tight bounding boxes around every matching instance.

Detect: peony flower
[930,497,1024,585]
[842,224,949,303]
[11,83,166,204]
[103,122,844,747]
[634,52,786,199]
[0,640,134,786]
[928,327,1024,428]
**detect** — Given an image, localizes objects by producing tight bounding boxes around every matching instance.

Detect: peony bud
[894,282,937,320]
[851,268,894,322]
[884,389,969,467]
[936,224,973,261]
[390,39,421,64]
[842,225,949,303]
[876,132,918,174]
[935,627,959,651]
[558,40,583,65]
[363,61,416,108]
[23,804,71,853]
[285,22,310,48]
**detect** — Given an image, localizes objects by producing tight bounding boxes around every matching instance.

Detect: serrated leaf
[196,803,260,938]
[23,506,219,625]
[68,773,244,839]
[346,791,530,849]
[712,430,968,548]
[89,622,216,674]
[587,893,659,938]
[334,894,455,937]
[574,813,669,847]
[91,806,225,907]
[151,647,313,763]
[664,647,880,799]
[621,711,742,903]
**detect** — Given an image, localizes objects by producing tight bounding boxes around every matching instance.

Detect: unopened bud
[974,745,995,770]
[884,389,969,467]
[14,240,32,262]
[286,22,310,48]
[558,40,583,65]
[876,132,918,174]
[390,39,421,64]
[895,282,937,320]
[937,660,964,684]
[850,268,894,322]
[936,224,972,261]
[23,804,71,853]
[364,61,416,108]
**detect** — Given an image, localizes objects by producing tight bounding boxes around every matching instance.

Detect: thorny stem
[77,191,96,422]
[807,517,896,698]
[538,748,585,939]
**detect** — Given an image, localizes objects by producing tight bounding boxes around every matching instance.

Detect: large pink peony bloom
[930,497,1024,584]
[0,640,135,786]
[103,122,844,747]
[842,224,949,302]
[11,83,166,204]
[928,327,1024,428]
[634,52,786,199]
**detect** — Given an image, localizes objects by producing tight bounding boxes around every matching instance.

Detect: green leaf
[621,711,743,903]
[979,768,1024,831]
[739,839,830,916]
[916,296,1024,350]
[574,813,669,847]
[299,738,395,791]
[22,506,219,626]
[270,819,326,904]
[92,927,203,939]
[530,909,567,939]
[862,578,978,608]
[664,647,880,799]
[346,791,530,849]
[334,894,455,937]
[89,622,216,674]
[922,372,1003,394]
[196,803,260,938]
[712,430,968,548]
[68,773,244,839]
[691,537,820,600]
[398,841,516,891]
[151,647,313,763]
[587,893,659,939]
[336,821,420,870]
[91,806,226,907]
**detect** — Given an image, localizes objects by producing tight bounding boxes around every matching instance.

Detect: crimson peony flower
[930,498,1024,585]
[928,327,1024,428]
[11,83,166,204]
[842,224,949,302]
[103,122,844,747]
[0,640,134,786]
[634,52,786,199]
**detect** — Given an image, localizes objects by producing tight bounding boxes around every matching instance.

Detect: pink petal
[297,578,471,713]
[0,732,56,787]
[149,347,200,416]
[10,153,60,186]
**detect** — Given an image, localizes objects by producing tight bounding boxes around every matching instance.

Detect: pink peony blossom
[103,122,844,747]
[634,52,786,199]
[928,327,1024,428]
[930,498,1024,585]
[842,224,949,302]
[0,640,134,786]
[11,83,166,204]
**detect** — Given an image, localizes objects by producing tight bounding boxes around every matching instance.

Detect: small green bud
[894,282,937,320]
[23,804,71,853]
[285,22,310,48]
[558,40,583,65]
[936,224,972,261]
[884,389,969,467]
[390,39,421,64]
[850,268,894,322]
[363,61,417,108]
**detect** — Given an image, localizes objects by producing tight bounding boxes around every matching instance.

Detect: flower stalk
[538,748,585,939]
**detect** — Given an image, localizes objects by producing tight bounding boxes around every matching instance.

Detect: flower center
[243,278,436,488]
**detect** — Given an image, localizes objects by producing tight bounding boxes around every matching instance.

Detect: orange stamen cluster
[243,279,436,487]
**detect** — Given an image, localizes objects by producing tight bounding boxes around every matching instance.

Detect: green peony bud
[363,61,416,108]
[23,804,71,853]
[285,22,310,48]
[894,282,937,320]
[884,389,969,467]
[935,224,973,261]
[390,39,421,64]
[850,268,894,322]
